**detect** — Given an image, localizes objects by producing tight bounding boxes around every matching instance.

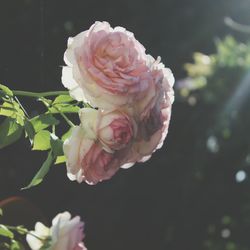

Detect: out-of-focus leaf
[11,240,24,250]
[0,208,3,216]
[0,91,6,99]
[15,226,28,235]
[0,118,23,149]
[32,130,51,151]
[0,225,14,239]
[22,151,54,189]
[31,114,59,133]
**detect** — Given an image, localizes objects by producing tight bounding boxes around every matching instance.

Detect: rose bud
[96,110,137,152]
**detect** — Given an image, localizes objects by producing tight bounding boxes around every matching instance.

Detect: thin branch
[12,90,69,98]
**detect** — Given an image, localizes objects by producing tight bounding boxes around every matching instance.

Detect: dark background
[1,0,250,249]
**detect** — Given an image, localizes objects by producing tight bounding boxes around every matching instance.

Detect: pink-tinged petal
[27,212,87,250]
[62,21,152,108]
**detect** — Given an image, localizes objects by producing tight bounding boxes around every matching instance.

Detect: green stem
[52,125,56,134]
[14,96,29,118]
[39,97,75,127]
[54,106,75,127]
[5,225,28,234]
[27,232,48,242]
[12,90,69,98]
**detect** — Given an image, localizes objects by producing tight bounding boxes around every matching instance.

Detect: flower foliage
[176,36,250,104]
[0,21,174,188]
[176,35,250,250]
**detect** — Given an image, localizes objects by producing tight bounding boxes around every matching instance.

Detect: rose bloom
[122,59,175,165]
[26,212,87,250]
[64,129,122,185]
[62,21,153,109]
[62,21,175,184]
[97,109,137,152]
[64,108,137,184]
[63,58,174,184]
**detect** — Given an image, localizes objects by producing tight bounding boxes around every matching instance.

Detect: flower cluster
[26,212,87,250]
[62,21,174,185]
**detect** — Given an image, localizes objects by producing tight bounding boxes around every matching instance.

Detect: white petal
[63,126,83,174]
[120,162,135,169]
[26,222,49,250]
[61,66,86,101]
[34,222,50,236]
[26,232,43,250]
[64,31,87,66]
[52,212,71,227]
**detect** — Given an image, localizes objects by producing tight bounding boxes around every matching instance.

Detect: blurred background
[0,0,250,249]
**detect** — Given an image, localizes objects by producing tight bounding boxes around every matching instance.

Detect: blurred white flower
[26,211,87,250]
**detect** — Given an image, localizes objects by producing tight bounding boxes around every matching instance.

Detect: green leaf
[53,95,74,104]
[0,91,5,99]
[11,240,24,250]
[22,151,55,189]
[0,225,14,239]
[0,118,23,149]
[0,208,3,216]
[15,226,28,235]
[49,104,80,114]
[50,134,64,157]
[38,97,52,107]
[31,114,59,133]
[12,101,25,126]
[55,155,66,165]
[24,120,35,144]
[0,102,16,117]
[0,84,13,97]
[32,130,51,151]
[0,101,25,126]
[0,242,11,249]
[62,128,73,142]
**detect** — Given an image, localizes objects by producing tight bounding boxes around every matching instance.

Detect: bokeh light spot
[235,170,247,183]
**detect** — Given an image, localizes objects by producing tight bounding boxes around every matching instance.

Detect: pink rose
[62,21,152,108]
[62,22,175,184]
[26,212,87,250]
[63,57,174,184]
[80,142,122,184]
[64,108,137,184]
[97,110,137,152]
[64,128,122,185]
[64,108,127,184]
[122,60,175,165]
[134,56,174,120]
